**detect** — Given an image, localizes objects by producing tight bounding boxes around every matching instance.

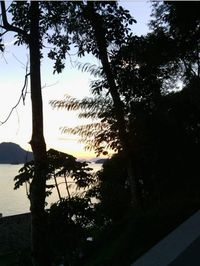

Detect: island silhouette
[0,142,33,164]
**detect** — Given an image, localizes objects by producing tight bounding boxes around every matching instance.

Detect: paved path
[169,235,200,266]
[131,210,200,266]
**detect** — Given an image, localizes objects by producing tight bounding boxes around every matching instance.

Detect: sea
[0,163,102,217]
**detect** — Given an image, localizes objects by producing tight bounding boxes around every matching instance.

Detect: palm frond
[50,95,112,115]
[75,62,103,78]
[61,122,107,138]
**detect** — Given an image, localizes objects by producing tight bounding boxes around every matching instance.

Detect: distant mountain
[95,158,107,164]
[0,142,33,164]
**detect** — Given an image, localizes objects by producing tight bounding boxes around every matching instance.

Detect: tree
[50,28,182,207]
[5,2,200,263]
[14,148,95,265]
[14,149,94,200]
[0,1,132,265]
[82,2,141,207]
[93,154,131,224]
[150,1,200,82]
[0,2,49,264]
[48,1,141,207]
[50,92,120,156]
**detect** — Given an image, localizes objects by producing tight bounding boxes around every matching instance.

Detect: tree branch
[0,29,8,37]
[0,1,28,38]
[0,68,30,125]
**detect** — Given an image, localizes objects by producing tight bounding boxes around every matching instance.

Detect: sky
[0,1,151,159]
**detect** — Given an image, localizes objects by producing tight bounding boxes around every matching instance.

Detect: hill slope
[0,142,33,164]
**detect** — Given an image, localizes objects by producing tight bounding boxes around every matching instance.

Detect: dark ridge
[95,158,107,164]
[0,142,33,164]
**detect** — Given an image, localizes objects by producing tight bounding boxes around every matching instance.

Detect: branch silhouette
[0,1,28,37]
[0,69,30,125]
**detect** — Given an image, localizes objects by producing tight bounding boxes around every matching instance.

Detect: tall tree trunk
[84,2,140,208]
[0,1,50,264]
[29,2,50,265]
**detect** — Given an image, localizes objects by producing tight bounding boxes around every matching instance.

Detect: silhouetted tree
[14,149,95,265]
[48,1,141,207]
[150,1,200,81]
[50,91,119,156]
[1,1,90,264]
[0,2,49,264]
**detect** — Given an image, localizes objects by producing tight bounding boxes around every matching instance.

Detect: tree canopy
[1,2,200,265]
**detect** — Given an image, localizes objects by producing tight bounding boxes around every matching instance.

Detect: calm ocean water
[0,163,102,217]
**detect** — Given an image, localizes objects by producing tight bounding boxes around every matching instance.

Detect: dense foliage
[50,3,200,263]
[14,149,96,265]
[2,1,200,265]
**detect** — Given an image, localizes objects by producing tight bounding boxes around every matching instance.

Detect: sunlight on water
[0,164,29,216]
[0,162,102,217]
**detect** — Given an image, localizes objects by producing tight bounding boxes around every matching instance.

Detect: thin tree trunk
[64,174,71,199]
[84,2,140,208]
[54,173,62,200]
[29,2,50,265]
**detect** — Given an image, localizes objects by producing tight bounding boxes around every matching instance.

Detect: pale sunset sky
[0,1,151,159]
